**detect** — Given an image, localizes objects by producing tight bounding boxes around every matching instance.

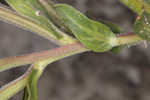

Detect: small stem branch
[0,42,88,72]
[0,66,33,100]
[115,32,143,46]
[26,64,44,100]
[24,59,53,100]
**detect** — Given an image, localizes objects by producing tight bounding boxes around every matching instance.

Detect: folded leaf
[38,0,72,33]
[56,4,116,52]
[6,0,62,39]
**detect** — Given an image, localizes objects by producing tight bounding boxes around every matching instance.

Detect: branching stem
[0,32,143,73]
[0,42,88,72]
[0,2,145,100]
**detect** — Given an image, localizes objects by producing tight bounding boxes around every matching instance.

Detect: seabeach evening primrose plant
[0,0,149,100]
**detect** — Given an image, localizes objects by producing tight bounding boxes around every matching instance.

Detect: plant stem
[0,42,88,72]
[24,84,31,100]
[0,32,143,100]
[24,32,142,100]
[26,64,44,100]
[0,32,143,72]
[115,32,143,46]
[0,2,145,100]
[24,60,54,100]
[0,66,33,100]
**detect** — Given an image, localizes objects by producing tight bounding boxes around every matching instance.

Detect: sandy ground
[1,0,150,100]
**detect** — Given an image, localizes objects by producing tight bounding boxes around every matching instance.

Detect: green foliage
[6,0,62,39]
[132,0,150,41]
[56,4,117,52]
[120,0,150,42]
[134,11,150,41]
[0,0,145,100]
[120,0,150,15]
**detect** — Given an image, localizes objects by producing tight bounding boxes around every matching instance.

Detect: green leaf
[134,11,150,41]
[6,0,62,39]
[120,0,150,15]
[56,4,116,52]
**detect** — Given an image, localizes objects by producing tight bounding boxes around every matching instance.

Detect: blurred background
[0,0,150,100]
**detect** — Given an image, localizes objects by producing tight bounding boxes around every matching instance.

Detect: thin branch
[0,66,33,100]
[116,32,143,46]
[0,32,143,72]
[24,62,47,100]
[0,42,88,72]
[23,65,42,100]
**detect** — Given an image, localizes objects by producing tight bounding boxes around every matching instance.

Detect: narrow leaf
[38,0,72,33]
[0,4,76,45]
[6,0,62,39]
